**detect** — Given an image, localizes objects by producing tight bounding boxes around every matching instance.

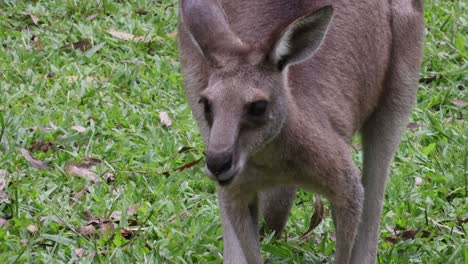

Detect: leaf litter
[106,29,152,43]
[20,148,48,170]
[65,157,103,183]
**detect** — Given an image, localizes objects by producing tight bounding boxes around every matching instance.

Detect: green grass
[0,0,466,263]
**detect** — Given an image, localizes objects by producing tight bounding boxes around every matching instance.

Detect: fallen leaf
[48,121,58,130]
[415,176,423,186]
[86,13,99,21]
[20,148,48,170]
[167,32,177,38]
[401,229,419,240]
[73,186,89,201]
[83,157,102,165]
[0,178,7,203]
[301,194,326,240]
[127,205,138,216]
[29,13,39,25]
[106,29,151,43]
[84,210,100,226]
[0,218,9,228]
[103,172,115,183]
[450,99,468,108]
[77,225,96,236]
[159,112,172,126]
[120,228,134,239]
[30,35,44,50]
[110,211,122,220]
[70,39,92,51]
[100,221,114,237]
[27,224,39,233]
[407,122,422,130]
[168,208,193,223]
[178,146,193,154]
[71,125,87,133]
[420,74,437,84]
[65,163,100,183]
[135,9,149,15]
[0,178,5,191]
[129,219,139,226]
[74,248,85,258]
[30,140,56,153]
[0,191,10,203]
[113,187,124,196]
[171,158,202,173]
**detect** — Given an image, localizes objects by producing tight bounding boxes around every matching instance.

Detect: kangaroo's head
[181,0,333,185]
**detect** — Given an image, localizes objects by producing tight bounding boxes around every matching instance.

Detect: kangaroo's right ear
[269,5,334,71]
[181,0,248,65]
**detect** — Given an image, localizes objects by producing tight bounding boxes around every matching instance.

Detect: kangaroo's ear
[181,0,248,64]
[270,5,334,71]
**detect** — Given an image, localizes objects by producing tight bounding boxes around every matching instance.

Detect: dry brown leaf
[104,172,115,182]
[74,248,85,258]
[20,148,48,170]
[159,112,172,126]
[110,211,122,220]
[0,178,7,203]
[113,187,124,196]
[168,208,193,223]
[71,125,87,133]
[407,122,423,130]
[83,157,102,166]
[65,163,100,183]
[0,178,5,192]
[30,140,56,153]
[120,228,134,239]
[86,13,99,21]
[27,224,39,233]
[67,76,94,84]
[415,176,423,186]
[84,210,100,226]
[0,218,9,228]
[451,99,468,108]
[77,225,96,236]
[0,177,10,202]
[71,39,92,51]
[48,121,58,130]
[73,186,89,201]
[106,29,151,43]
[301,194,326,240]
[100,221,114,237]
[135,9,149,15]
[167,32,177,38]
[31,36,44,50]
[127,205,138,216]
[29,13,39,25]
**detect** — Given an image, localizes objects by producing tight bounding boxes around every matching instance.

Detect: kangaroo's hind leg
[350,2,425,263]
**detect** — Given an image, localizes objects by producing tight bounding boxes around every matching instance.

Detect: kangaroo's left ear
[270,5,334,71]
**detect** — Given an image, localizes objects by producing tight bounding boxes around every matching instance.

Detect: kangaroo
[178,0,424,263]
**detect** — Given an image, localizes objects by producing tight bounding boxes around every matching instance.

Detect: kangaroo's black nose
[206,152,232,177]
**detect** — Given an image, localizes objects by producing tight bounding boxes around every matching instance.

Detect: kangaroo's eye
[246,100,268,117]
[198,97,212,114]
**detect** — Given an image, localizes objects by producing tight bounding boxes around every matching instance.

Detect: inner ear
[270,5,334,71]
[181,0,248,65]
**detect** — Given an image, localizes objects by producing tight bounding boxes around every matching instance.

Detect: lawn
[0,0,466,263]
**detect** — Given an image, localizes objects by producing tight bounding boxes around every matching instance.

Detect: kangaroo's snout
[206,150,233,179]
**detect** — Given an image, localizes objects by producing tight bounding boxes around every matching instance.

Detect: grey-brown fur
[177,0,424,263]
